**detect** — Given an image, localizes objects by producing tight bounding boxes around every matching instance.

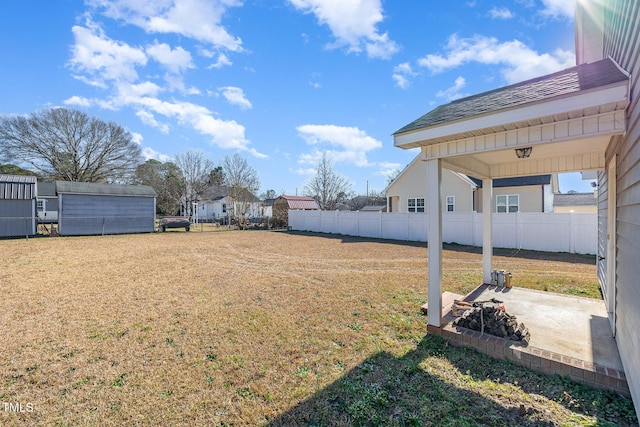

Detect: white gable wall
[386,159,474,213]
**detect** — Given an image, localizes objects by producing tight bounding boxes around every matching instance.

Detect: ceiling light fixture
[515,147,532,159]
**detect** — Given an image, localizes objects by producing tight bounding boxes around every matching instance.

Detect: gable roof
[37,182,57,197]
[470,175,551,188]
[275,195,319,210]
[553,192,597,207]
[55,181,156,197]
[394,58,628,136]
[0,174,37,200]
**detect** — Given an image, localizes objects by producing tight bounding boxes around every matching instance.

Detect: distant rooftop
[554,192,597,207]
[470,175,551,188]
[55,181,156,197]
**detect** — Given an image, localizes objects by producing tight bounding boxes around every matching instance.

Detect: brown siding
[604,0,640,417]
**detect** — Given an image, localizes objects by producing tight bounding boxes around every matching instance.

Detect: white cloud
[539,0,574,19]
[208,53,233,69]
[392,62,416,89]
[376,161,402,178]
[87,0,244,51]
[67,6,264,158]
[489,7,514,19]
[218,86,252,109]
[418,34,575,83]
[296,124,382,167]
[288,0,399,59]
[146,41,193,74]
[69,22,147,85]
[130,131,144,145]
[141,146,172,162]
[64,95,93,107]
[436,76,469,101]
[136,109,170,133]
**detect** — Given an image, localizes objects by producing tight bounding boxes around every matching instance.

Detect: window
[222,203,227,213]
[446,196,455,212]
[407,197,425,213]
[496,194,519,213]
[37,200,44,211]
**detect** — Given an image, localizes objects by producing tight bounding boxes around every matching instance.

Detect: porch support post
[426,158,442,327]
[482,178,493,284]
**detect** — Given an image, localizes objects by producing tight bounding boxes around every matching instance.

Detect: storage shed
[56,181,156,236]
[272,195,319,227]
[0,174,37,237]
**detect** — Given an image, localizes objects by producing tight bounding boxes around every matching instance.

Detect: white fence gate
[288,210,597,255]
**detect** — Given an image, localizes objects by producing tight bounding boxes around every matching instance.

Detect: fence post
[569,212,575,254]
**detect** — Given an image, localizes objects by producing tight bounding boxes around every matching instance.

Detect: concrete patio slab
[427,284,629,396]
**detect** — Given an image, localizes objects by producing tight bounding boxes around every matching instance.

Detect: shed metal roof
[55,181,156,197]
[0,174,37,184]
[0,174,37,200]
[276,195,319,210]
[394,58,628,135]
[37,182,57,197]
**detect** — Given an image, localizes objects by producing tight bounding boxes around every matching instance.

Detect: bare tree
[222,153,260,228]
[386,167,403,186]
[174,150,215,219]
[0,108,142,183]
[304,152,352,210]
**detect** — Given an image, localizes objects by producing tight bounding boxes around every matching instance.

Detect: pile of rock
[453,305,530,345]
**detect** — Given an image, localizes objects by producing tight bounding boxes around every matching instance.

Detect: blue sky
[0,0,594,196]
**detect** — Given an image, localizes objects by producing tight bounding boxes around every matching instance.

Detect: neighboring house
[36,182,58,223]
[0,174,37,237]
[553,193,597,213]
[470,175,557,213]
[392,0,639,416]
[386,154,556,213]
[198,189,262,223]
[56,181,156,236]
[385,155,477,213]
[359,205,387,212]
[272,195,319,227]
[198,195,233,222]
[262,198,275,218]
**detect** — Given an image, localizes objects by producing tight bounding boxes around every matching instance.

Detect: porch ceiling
[394,58,630,179]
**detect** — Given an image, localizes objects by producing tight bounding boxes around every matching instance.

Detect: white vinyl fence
[288,210,597,255]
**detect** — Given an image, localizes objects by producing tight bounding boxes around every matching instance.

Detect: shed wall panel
[0,200,36,237]
[59,194,155,236]
[603,0,640,418]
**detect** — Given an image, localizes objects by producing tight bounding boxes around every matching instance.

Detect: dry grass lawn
[0,230,636,426]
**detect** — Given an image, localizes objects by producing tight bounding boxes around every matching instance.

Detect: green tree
[134,159,185,215]
[0,164,39,177]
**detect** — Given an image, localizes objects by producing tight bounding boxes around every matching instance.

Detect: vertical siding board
[604,0,640,418]
[59,194,155,236]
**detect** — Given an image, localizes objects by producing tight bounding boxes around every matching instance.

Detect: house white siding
[601,0,640,416]
[475,185,547,213]
[386,158,474,213]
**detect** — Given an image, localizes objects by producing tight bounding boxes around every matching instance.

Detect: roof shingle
[394,58,628,135]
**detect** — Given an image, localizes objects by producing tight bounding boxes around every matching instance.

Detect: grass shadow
[267,335,637,426]
[285,231,595,266]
